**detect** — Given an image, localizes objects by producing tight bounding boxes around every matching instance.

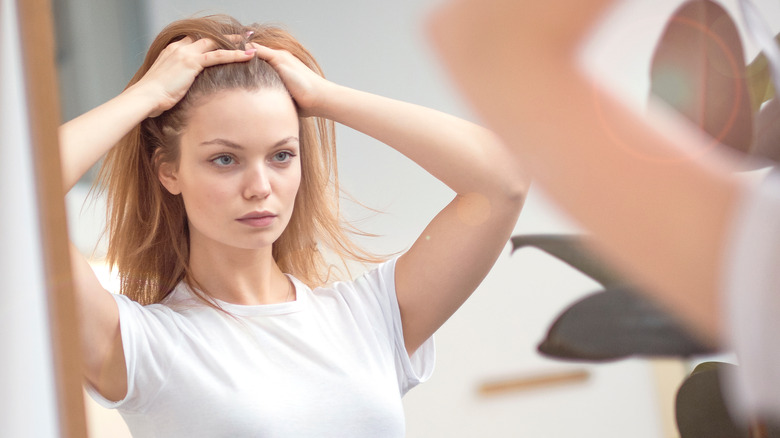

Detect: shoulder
[301,258,400,327]
[110,283,200,334]
[312,257,398,300]
[315,257,398,292]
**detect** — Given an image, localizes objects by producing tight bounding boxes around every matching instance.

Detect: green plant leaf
[677,362,780,437]
[690,360,721,376]
[745,34,779,113]
[750,97,780,163]
[676,362,748,438]
[537,287,718,361]
[510,234,628,288]
[650,0,753,154]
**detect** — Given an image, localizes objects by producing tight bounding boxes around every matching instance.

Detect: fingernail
[245,48,257,55]
[245,30,254,38]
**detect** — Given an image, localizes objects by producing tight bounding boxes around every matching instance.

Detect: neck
[188,233,292,305]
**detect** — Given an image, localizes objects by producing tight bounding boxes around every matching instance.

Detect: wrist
[123,81,168,119]
[309,81,348,120]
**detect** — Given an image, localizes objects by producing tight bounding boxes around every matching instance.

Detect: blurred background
[55,0,780,436]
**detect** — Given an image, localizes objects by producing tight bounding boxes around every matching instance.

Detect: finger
[162,36,194,53]
[173,36,194,45]
[200,48,256,68]
[247,42,275,54]
[190,37,219,53]
[161,36,212,59]
[247,43,281,63]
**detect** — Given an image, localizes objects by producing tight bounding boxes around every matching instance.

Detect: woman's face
[158,88,301,253]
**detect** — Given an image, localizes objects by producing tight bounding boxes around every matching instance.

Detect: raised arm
[60,38,254,400]
[252,44,528,354]
[427,0,746,340]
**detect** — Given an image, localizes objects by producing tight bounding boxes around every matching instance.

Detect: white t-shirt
[723,169,780,420]
[86,258,435,437]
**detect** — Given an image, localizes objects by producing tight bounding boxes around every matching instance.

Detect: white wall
[70,0,780,436]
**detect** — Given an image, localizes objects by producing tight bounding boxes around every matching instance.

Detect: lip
[236,211,277,228]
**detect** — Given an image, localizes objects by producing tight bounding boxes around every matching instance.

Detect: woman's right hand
[132,36,256,118]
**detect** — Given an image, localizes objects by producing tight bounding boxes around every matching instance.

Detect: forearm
[428,0,746,338]
[59,85,157,192]
[317,83,527,199]
[529,77,742,338]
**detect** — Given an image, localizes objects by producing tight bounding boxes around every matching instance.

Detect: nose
[242,163,271,200]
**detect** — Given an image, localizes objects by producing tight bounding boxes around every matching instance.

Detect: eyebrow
[199,136,299,150]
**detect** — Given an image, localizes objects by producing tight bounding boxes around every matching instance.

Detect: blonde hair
[96,15,381,305]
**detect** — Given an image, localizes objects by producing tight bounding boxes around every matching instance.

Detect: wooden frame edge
[16,0,88,436]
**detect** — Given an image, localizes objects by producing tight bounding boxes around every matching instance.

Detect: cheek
[181,176,232,217]
[286,167,303,201]
[274,170,301,219]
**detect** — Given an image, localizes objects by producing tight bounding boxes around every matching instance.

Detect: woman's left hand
[248,43,334,117]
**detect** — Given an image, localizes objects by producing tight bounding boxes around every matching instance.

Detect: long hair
[96,15,382,306]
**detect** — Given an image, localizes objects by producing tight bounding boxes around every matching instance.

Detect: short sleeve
[350,258,436,395]
[84,294,182,413]
[722,170,780,420]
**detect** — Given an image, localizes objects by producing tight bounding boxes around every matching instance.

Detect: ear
[157,160,182,195]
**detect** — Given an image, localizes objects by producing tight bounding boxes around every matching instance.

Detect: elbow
[460,126,530,208]
[481,130,531,204]
[500,176,530,215]
[504,171,531,204]
[493,152,531,207]
[479,172,529,218]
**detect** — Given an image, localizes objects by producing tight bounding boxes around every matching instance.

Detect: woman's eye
[211,155,235,166]
[272,151,295,163]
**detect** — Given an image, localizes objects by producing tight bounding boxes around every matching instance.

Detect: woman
[428,0,779,421]
[60,15,526,436]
